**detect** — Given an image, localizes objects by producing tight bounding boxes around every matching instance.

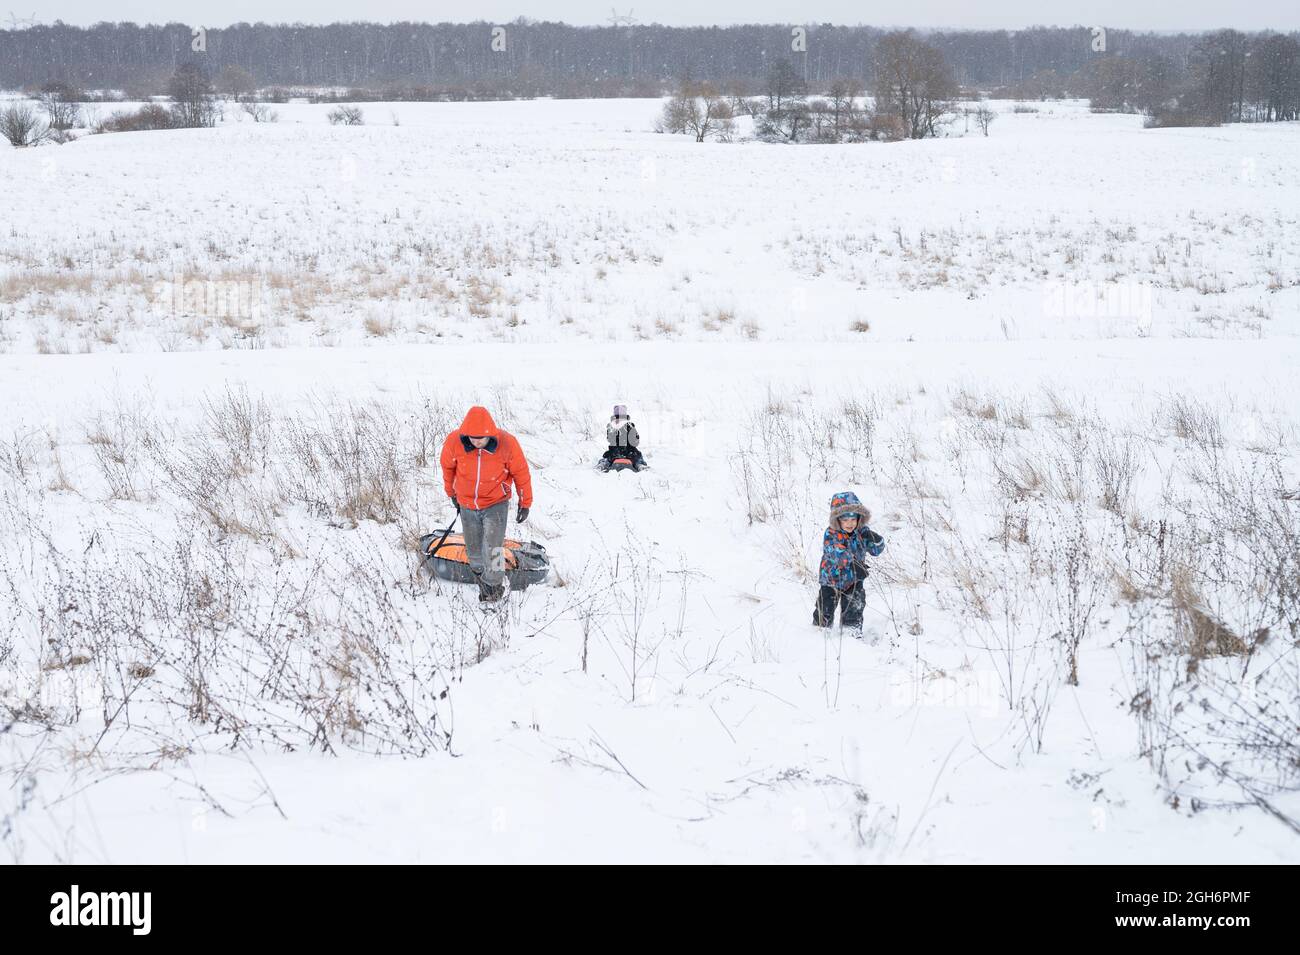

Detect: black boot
[813,585,838,627]
[472,570,501,603]
[840,584,866,635]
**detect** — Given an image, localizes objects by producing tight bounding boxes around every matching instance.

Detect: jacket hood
[459,406,499,437]
[829,491,871,529]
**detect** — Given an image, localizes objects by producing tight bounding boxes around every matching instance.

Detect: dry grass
[46,448,75,493]
[364,315,396,337]
[1163,396,1224,448]
[1170,568,1251,670]
[0,271,95,302]
[41,654,92,672]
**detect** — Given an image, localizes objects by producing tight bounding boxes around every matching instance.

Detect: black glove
[851,559,870,580]
[450,495,459,510]
[516,505,529,524]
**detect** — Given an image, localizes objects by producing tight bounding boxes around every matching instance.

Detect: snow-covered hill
[0,99,1296,863]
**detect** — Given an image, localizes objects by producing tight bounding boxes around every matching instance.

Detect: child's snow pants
[813,583,865,629]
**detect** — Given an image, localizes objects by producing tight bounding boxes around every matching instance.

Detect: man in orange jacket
[440,406,533,602]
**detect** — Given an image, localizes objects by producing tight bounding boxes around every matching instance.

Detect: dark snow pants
[813,583,865,630]
[601,447,645,469]
[460,500,509,593]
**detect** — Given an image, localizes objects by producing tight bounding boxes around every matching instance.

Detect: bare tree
[753,58,810,141]
[1194,29,1250,123]
[658,81,733,142]
[1247,33,1300,122]
[168,63,220,128]
[872,30,958,140]
[764,58,804,113]
[974,102,996,136]
[729,93,766,120]
[218,65,258,103]
[657,92,693,134]
[1133,31,1291,128]
[807,98,834,141]
[825,78,862,142]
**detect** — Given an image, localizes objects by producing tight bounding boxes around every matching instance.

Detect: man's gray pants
[460,500,509,591]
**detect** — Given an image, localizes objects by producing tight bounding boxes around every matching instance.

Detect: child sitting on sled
[599,404,647,471]
[813,491,885,636]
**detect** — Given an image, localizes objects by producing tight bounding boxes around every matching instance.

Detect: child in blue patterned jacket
[813,491,885,635]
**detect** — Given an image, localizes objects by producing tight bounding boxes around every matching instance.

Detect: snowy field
[3,98,1299,351]
[0,99,1297,863]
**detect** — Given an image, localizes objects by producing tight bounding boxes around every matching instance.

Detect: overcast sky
[12,2,1297,32]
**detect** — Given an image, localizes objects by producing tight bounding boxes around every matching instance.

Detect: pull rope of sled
[428,502,461,558]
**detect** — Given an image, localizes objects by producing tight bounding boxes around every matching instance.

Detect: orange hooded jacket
[440,406,533,510]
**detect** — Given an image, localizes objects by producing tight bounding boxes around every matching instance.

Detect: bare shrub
[840,396,878,482]
[85,404,153,500]
[993,449,1046,500]
[1122,447,1300,829]
[1,103,47,147]
[1039,499,1106,686]
[240,101,279,123]
[596,532,666,703]
[0,430,40,485]
[732,397,819,530]
[1092,430,1144,515]
[947,539,1058,754]
[38,82,81,132]
[96,104,173,134]
[1162,395,1224,449]
[278,404,407,526]
[327,105,365,126]
[1,528,454,756]
[1143,105,1221,128]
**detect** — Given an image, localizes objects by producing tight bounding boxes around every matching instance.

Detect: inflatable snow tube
[418,531,551,590]
[599,456,646,472]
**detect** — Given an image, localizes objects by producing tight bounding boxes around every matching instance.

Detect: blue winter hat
[829,491,871,527]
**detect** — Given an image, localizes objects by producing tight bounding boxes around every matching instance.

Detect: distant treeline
[0,20,1223,96]
[2,20,1297,123]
